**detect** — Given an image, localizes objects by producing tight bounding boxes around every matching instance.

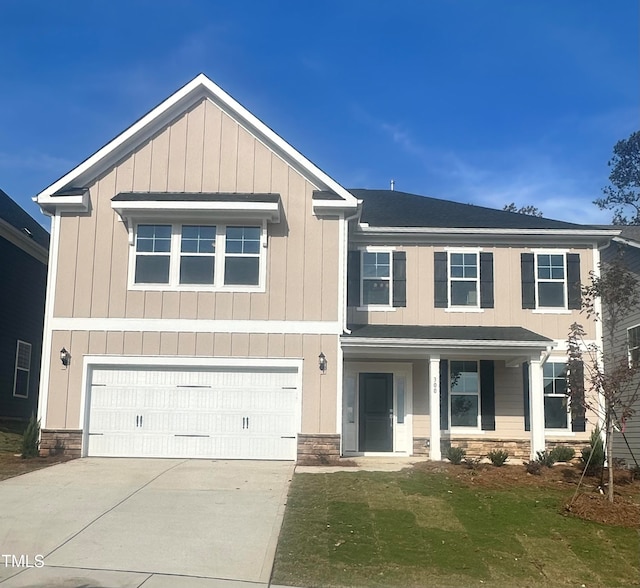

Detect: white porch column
[529,357,545,459]
[429,355,441,461]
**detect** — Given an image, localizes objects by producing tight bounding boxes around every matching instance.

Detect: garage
[85,364,300,460]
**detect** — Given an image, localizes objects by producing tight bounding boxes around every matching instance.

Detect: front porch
[340,324,588,461]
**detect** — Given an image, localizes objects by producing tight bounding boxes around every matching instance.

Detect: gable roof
[0,188,49,253]
[36,74,358,212]
[350,189,594,230]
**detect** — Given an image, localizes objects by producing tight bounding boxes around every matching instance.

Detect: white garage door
[86,366,299,460]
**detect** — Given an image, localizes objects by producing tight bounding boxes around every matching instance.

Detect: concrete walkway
[0,459,294,588]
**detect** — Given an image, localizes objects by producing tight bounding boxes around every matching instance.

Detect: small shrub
[487,449,509,467]
[21,414,40,459]
[525,461,543,475]
[535,450,556,467]
[463,456,482,470]
[446,446,466,465]
[549,445,575,463]
[581,427,605,475]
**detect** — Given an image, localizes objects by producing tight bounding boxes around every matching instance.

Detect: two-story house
[0,188,48,421]
[35,74,615,461]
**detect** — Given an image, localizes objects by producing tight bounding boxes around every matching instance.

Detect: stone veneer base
[40,429,83,459]
[297,434,341,465]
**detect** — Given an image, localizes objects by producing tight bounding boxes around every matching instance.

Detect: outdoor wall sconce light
[318,352,327,374]
[60,347,71,367]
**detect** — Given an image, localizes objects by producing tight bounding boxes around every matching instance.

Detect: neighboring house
[0,188,49,421]
[601,226,640,467]
[34,74,616,461]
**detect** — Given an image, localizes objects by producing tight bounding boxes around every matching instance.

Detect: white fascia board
[341,337,555,350]
[37,190,89,214]
[358,226,620,238]
[37,73,357,209]
[613,235,640,250]
[111,200,280,223]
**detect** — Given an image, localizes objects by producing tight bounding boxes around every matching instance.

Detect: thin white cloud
[0,151,75,173]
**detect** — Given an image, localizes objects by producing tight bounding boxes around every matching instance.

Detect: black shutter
[392,251,407,307]
[480,360,496,430]
[434,252,448,308]
[480,252,494,309]
[522,362,530,431]
[566,253,582,310]
[439,359,449,430]
[521,253,536,309]
[347,251,360,307]
[571,360,586,432]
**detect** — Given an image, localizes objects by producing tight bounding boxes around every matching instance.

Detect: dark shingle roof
[0,188,49,249]
[349,189,592,229]
[112,192,280,203]
[345,324,552,343]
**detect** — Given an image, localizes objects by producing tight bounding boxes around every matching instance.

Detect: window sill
[532,309,572,314]
[357,306,396,312]
[449,428,485,435]
[128,284,265,293]
[544,429,574,436]
[444,307,484,313]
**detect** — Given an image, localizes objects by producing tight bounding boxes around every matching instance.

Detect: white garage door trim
[80,356,303,460]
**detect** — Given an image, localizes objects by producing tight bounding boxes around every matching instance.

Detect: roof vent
[22,227,32,238]
[390,179,395,191]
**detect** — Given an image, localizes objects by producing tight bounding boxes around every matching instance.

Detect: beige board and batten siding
[53,98,340,323]
[47,330,337,435]
[349,244,596,341]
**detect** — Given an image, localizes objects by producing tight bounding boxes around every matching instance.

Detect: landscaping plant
[446,446,466,465]
[487,449,509,466]
[581,426,605,475]
[535,450,556,467]
[550,445,575,463]
[21,414,40,459]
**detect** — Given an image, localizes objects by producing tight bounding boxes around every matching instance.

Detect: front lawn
[273,465,639,587]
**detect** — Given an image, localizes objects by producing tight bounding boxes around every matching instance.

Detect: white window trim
[543,361,570,431]
[530,248,569,311]
[449,359,482,431]
[128,220,267,292]
[627,324,640,367]
[13,340,32,399]
[446,248,481,310]
[358,246,394,310]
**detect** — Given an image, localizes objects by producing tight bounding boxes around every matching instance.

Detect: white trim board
[50,317,342,335]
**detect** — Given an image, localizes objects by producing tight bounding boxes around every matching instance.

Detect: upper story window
[628,325,640,366]
[543,362,568,429]
[361,251,391,306]
[434,250,494,310]
[347,249,406,309]
[131,223,265,291]
[13,340,31,398]
[537,254,566,307]
[521,251,581,311]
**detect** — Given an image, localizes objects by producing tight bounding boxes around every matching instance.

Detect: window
[434,251,493,309]
[180,225,216,284]
[224,226,260,286]
[628,325,640,366]
[13,341,31,398]
[135,224,172,284]
[449,252,478,306]
[537,254,566,308]
[543,362,568,429]
[361,251,391,306]
[450,361,480,427]
[131,223,264,290]
[522,252,581,310]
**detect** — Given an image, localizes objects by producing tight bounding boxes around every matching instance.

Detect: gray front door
[359,373,393,452]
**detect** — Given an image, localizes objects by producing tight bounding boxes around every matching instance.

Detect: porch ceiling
[341,324,554,360]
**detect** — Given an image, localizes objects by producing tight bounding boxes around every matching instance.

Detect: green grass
[0,419,25,453]
[272,469,639,587]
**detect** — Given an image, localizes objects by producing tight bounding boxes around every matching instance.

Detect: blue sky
[1,1,637,229]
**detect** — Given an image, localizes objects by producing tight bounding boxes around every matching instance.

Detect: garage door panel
[87,366,299,460]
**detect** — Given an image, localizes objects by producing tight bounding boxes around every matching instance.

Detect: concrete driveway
[0,459,294,588]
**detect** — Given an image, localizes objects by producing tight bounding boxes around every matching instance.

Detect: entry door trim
[359,372,393,452]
